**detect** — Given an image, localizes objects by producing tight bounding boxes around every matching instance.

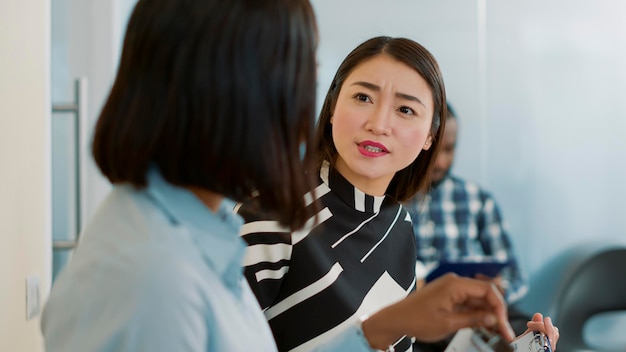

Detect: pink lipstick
[358,140,389,157]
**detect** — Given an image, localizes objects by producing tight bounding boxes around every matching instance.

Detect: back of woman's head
[92,0,318,229]
[315,36,447,201]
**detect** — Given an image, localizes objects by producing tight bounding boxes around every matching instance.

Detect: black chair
[552,247,626,352]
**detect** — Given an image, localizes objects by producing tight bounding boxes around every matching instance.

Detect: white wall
[0,1,51,351]
[483,0,626,313]
[312,0,626,342]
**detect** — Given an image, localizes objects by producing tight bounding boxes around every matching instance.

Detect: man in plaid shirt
[407,103,529,343]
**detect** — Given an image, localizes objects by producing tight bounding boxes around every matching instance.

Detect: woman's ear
[423,135,433,150]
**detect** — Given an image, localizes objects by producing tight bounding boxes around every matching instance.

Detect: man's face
[431,117,457,183]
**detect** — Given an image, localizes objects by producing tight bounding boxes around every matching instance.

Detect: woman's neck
[187,187,224,212]
[332,158,392,197]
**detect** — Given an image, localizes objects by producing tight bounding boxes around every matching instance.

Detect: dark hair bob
[92,0,319,229]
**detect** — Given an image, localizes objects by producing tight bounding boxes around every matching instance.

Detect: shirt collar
[320,160,388,213]
[144,168,246,292]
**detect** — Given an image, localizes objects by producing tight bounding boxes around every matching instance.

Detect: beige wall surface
[0,1,52,351]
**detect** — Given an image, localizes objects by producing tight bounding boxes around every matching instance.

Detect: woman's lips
[358,140,389,157]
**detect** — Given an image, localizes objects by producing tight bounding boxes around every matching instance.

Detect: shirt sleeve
[478,193,528,303]
[237,203,294,309]
[311,322,376,352]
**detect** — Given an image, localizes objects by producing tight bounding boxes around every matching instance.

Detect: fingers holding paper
[361,273,515,350]
[525,312,559,350]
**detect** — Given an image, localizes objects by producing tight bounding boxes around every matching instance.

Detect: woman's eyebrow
[351,81,425,107]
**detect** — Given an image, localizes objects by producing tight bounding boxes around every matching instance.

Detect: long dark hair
[315,36,447,201]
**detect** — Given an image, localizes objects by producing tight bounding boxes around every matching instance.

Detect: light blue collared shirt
[42,169,373,352]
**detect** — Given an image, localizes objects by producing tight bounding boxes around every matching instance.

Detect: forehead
[343,54,433,103]
[347,54,417,79]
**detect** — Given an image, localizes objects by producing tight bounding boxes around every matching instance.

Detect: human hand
[361,273,515,350]
[519,312,559,350]
[474,274,505,296]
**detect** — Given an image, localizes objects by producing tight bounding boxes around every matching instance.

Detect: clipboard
[425,260,510,283]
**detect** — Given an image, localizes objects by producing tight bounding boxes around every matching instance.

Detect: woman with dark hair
[42,1,321,351]
[239,37,445,352]
[314,37,446,201]
[41,1,535,351]
[238,35,448,352]
[239,36,558,352]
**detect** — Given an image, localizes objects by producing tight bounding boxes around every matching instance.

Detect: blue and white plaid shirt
[406,174,528,303]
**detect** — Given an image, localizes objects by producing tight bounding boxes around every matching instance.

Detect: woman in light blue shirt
[41,0,557,351]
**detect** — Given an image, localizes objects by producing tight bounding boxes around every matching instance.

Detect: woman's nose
[365,106,391,135]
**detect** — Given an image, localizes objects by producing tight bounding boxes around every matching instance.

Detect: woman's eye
[353,93,371,103]
[398,106,415,115]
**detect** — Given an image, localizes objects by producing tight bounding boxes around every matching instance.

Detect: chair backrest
[552,247,626,352]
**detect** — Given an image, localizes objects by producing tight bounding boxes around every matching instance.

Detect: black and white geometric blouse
[238,161,417,352]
